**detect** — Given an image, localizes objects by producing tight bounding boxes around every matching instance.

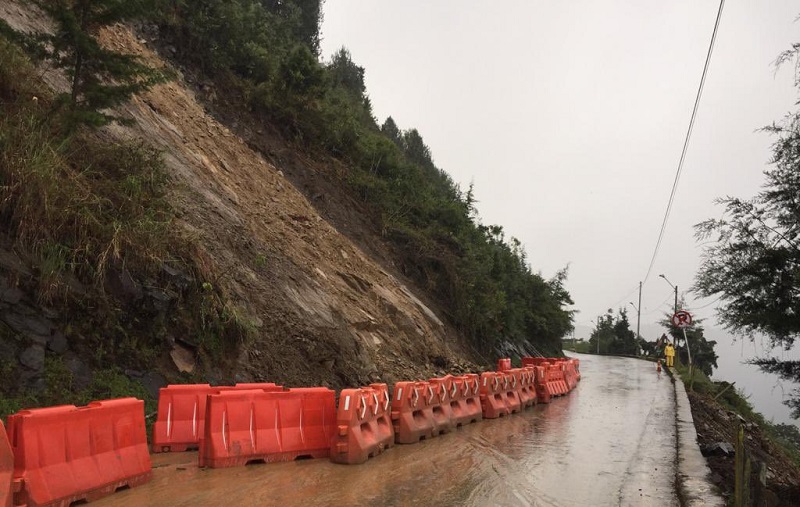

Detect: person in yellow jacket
[664,342,675,367]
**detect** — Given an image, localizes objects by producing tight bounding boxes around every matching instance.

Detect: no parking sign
[671,310,693,328]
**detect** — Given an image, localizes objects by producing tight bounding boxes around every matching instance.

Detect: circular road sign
[671,310,693,328]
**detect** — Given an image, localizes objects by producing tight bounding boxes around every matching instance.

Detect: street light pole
[659,274,678,312]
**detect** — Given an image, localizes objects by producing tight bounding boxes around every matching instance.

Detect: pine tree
[34,0,166,128]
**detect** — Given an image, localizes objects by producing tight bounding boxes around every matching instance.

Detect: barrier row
[0,356,581,504]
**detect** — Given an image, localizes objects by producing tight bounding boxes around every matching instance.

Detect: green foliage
[31,0,166,128]
[589,309,637,355]
[695,43,800,417]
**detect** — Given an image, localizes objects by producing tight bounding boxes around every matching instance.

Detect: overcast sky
[320,1,799,332]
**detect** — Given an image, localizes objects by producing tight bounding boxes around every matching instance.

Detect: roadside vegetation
[694,42,800,418]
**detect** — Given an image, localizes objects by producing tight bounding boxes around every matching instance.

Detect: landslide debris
[99,24,480,387]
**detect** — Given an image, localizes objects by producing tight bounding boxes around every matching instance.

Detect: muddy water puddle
[100,355,678,506]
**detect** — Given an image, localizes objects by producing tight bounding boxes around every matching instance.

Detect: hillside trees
[588,309,637,355]
[695,44,800,416]
[33,0,165,127]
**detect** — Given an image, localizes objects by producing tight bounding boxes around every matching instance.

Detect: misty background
[321,1,800,425]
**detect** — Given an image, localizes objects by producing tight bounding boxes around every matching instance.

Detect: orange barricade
[501,372,522,414]
[534,364,551,404]
[198,387,335,468]
[152,383,283,453]
[1,421,12,507]
[510,368,535,408]
[8,398,151,507]
[428,376,455,436]
[547,363,569,396]
[331,384,394,465]
[496,358,512,371]
[450,374,483,427]
[479,372,508,419]
[391,381,435,444]
[522,356,548,367]
[562,362,578,391]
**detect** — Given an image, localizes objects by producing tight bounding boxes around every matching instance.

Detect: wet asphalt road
[100,354,678,506]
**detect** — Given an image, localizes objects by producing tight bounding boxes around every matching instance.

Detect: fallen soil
[688,390,800,506]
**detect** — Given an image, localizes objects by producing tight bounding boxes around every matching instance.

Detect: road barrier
[512,368,536,408]
[391,381,435,444]
[1,421,12,507]
[8,398,151,507]
[428,376,455,436]
[496,358,511,371]
[331,384,394,465]
[533,365,551,403]
[198,387,336,468]
[450,374,483,427]
[151,383,283,453]
[501,372,522,414]
[479,372,509,419]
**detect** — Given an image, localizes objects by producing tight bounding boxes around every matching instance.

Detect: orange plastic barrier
[428,376,455,436]
[151,383,283,453]
[391,381,435,444]
[1,421,12,507]
[331,384,394,465]
[547,363,569,396]
[450,374,483,427]
[496,358,512,371]
[562,361,578,391]
[479,372,509,419]
[8,398,151,507]
[521,356,548,367]
[198,387,335,468]
[533,365,551,404]
[501,372,522,414]
[510,368,536,408]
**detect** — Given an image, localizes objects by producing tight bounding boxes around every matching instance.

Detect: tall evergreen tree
[34,0,165,127]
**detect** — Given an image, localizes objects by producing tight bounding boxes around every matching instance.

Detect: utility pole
[637,281,642,340]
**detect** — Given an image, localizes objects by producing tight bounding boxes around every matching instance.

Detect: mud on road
[99,355,679,507]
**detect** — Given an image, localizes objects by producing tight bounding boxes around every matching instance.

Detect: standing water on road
[100,355,678,507]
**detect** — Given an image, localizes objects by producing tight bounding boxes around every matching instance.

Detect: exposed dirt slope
[689,390,800,506]
[0,2,480,389]
[103,26,479,387]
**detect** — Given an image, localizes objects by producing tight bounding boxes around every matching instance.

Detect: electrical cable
[642,0,726,284]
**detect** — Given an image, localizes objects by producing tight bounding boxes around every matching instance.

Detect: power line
[642,0,726,284]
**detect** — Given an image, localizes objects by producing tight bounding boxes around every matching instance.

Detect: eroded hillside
[0,1,479,398]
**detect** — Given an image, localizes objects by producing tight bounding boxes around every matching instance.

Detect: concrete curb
[671,368,725,506]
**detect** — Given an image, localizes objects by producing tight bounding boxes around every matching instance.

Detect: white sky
[320,1,799,332]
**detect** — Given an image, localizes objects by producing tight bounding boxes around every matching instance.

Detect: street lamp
[659,274,678,313]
